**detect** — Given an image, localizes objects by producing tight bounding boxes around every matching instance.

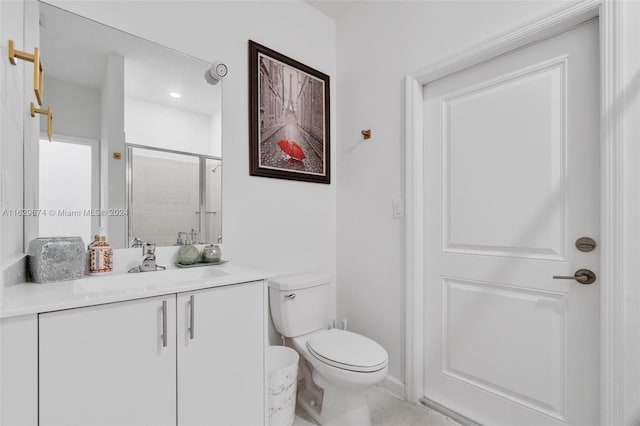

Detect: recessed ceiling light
[169,92,181,99]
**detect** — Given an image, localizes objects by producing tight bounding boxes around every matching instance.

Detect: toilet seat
[306,329,388,373]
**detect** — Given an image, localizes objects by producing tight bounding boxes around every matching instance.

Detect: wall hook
[30,102,53,142]
[361,129,371,140]
[8,40,44,105]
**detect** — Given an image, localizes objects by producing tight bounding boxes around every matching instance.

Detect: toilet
[269,273,388,426]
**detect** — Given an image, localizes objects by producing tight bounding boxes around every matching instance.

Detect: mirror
[31,2,222,249]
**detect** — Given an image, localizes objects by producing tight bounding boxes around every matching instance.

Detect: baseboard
[419,397,481,426]
[379,375,405,399]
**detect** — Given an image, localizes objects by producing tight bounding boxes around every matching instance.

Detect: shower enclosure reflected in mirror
[127,146,222,247]
[28,2,222,249]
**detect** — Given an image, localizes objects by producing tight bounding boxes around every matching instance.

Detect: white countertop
[0,262,273,318]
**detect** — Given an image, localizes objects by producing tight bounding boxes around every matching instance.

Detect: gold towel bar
[8,39,44,105]
[30,102,53,142]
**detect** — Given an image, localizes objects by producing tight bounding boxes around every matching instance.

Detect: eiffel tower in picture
[284,73,297,123]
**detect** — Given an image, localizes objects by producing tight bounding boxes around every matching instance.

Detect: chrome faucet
[190,228,199,244]
[128,241,166,273]
[140,242,157,272]
[176,229,201,245]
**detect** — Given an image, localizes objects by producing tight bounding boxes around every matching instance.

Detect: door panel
[443,278,567,418]
[444,59,567,260]
[423,20,599,426]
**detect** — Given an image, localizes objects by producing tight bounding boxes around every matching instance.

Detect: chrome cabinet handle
[189,295,195,340]
[553,268,596,285]
[161,300,168,347]
[285,293,296,300]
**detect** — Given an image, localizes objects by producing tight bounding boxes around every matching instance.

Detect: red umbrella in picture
[277,138,306,160]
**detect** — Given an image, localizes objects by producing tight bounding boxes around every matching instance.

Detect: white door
[39,136,99,245]
[177,281,266,425]
[423,20,599,425]
[39,295,177,426]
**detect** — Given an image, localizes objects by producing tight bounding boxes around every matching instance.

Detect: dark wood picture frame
[249,40,330,184]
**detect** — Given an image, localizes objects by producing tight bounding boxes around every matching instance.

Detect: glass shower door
[127,145,222,247]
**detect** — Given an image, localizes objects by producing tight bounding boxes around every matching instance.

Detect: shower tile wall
[131,155,199,246]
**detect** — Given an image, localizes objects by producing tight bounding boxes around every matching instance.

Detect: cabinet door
[177,281,266,425]
[39,295,177,426]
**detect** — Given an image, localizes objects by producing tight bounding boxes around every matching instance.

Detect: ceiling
[40,3,220,117]
[306,1,358,19]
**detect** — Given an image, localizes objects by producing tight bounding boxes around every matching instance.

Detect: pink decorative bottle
[88,227,113,274]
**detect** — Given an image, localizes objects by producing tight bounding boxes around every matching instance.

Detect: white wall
[101,54,126,248]
[1,0,38,286]
[1,1,26,265]
[48,0,337,326]
[210,110,222,158]
[42,77,101,140]
[336,0,571,393]
[125,96,218,156]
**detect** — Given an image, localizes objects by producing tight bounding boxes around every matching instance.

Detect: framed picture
[249,40,330,184]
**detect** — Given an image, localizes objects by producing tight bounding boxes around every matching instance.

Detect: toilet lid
[307,329,388,373]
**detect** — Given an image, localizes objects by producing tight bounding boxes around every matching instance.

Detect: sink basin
[168,265,228,280]
[128,265,167,273]
[73,264,228,295]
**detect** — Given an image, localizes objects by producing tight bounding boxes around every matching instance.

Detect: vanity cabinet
[38,281,266,426]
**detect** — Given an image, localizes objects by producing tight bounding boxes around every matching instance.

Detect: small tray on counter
[175,260,228,268]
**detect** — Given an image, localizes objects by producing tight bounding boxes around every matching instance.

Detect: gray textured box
[27,237,86,283]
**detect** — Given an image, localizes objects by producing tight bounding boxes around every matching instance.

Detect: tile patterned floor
[293,386,460,426]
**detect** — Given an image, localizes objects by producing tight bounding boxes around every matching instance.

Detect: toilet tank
[268,272,330,338]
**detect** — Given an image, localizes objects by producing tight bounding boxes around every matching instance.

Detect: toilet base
[298,382,371,426]
[300,371,370,426]
[296,352,323,421]
[297,389,322,424]
[285,334,386,426]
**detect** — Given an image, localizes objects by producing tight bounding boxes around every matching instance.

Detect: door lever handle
[553,268,596,285]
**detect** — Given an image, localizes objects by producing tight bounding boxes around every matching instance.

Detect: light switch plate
[393,198,404,219]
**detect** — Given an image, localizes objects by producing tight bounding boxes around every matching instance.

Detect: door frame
[404,1,640,424]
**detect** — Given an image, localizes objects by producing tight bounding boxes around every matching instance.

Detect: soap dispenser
[88,226,113,274]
